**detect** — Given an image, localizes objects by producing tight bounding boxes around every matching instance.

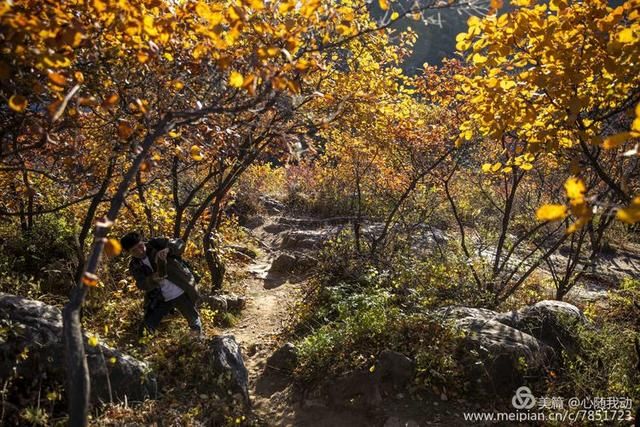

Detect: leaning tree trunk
[62,117,171,427]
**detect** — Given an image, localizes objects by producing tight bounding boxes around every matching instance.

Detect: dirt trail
[224,217,308,422]
[223,217,470,426]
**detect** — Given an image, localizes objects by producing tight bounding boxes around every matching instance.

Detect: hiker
[120,232,203,337]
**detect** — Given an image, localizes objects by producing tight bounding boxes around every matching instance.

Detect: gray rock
[263,223,291,234]
[224,293,247,312]
[455,317,554,393]
[206,295,228,312]
[206,335,250,407]
[375,350,415,391]
[323,369,382,407]
[281,230,328,251]
[0,293,156,407]
[269,253,297,274]
[495,300,585,354]
[227,244,258,260]
[266,342,298,373]
[205,294,247,313]
[259,196,286,215]
[436,306,498,322]
[295,253,318,270]
[243,215,264,229]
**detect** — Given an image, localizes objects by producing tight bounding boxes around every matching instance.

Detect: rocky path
[225,216,308,423]
[223,215,468,426]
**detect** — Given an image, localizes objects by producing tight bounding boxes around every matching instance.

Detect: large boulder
[281,230,328,251]
[445,300,585,393]
[204,335,250,407]
[374,350,416,392]
[269,253,298,274]
[494,300,586,354]
[266,342,298,374]
[320,350,416,407]
[0,293,156,410]
[455,317,555,393]
[436,306,498,322]
[205,293,247,313]
[259,195,286,215]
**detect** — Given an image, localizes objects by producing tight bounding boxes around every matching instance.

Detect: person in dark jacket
[120,231,203,337]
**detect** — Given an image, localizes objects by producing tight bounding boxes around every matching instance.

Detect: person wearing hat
[120,232,202,337]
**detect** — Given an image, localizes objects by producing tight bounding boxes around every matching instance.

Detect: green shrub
[552,322,640,404]
[1,214,76,275]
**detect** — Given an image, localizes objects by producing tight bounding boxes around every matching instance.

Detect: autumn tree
[455,0,640,227]
[2,0,491,424]
[437,0,640,302]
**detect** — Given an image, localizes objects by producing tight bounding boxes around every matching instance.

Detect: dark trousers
[144,293,202,333]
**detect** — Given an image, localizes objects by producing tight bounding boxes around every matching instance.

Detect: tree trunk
[63,286,90,426]
[63,116,172,426]
[203,199,225,291]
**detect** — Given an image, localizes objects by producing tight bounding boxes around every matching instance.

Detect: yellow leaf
[467,16,481,28]
[190,145,204,161]
[500,80,516,90]
[109,356,117,364]
[616,197,640,224]
[490,162,502,172]
[564,177,585,200]
[248,0,264,10]
[391,11,399,20]
[137,51,150,64]
[229,71,244,88]
[603,132,632,149]
[549,0,567,12]
[8,94,27,112]
[104,239,122,257]
[379,0,390,11]
[536,204,567,221]
[472,53,487,65]
[88,335,99,347]
[482,163,492,173]
[92,0,107,12]
[519,162,533,171]
[143,15,159,37]
[617,28,637,44]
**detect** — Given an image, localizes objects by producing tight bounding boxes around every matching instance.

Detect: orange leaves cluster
[1,0,362,116]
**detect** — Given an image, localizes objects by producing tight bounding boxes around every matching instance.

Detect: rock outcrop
[444,300,585,393]
[266,342,298,374]
[205,335,250,407]
[0,293,156,409]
